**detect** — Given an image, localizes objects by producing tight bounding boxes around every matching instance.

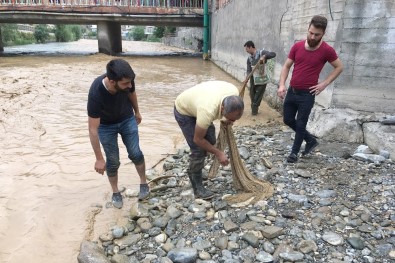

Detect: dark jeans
[249,84,267,112]
[174,107,216,173]
[283,88,316,154]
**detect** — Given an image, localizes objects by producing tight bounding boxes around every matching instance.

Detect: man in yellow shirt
[174,81,244,199]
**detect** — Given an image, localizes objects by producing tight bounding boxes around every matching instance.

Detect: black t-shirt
[87,74,135,124]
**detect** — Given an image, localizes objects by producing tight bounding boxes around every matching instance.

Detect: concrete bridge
[0,0,205,54]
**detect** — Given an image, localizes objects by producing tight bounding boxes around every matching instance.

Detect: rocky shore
[78,123,394,263]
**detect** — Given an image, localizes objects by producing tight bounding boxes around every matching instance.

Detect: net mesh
[208,123,274,204]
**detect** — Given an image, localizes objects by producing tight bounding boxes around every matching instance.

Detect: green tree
[0,24,35,46]
[55,25,73,42]
[34,25,50,43]
[165,26,177,34]
[14,31,35,45]
[70,25,82,40]
[1,24,18,44]
[131,26,146,41]
[146,34,161,42]
[87,31,97,38]
[153,26,165,38]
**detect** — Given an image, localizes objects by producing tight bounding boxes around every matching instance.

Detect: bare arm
[88,116,106,174]
[309,58,344,95]
[193,125,229,166]
[128,91,142,124]
[277,58,294,99]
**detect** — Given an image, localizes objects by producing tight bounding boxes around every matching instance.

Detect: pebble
[78,125,394,263]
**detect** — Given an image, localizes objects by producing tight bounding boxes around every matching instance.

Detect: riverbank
[1,39,200,56]
[79,123,395,263]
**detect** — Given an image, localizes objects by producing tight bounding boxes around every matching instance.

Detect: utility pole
[0,26,3,52]
[203,0,209,60]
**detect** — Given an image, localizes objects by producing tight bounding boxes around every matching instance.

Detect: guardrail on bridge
[0,0,203,8]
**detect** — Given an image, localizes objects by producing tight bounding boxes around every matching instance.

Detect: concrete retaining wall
[206,0,394,156]
[162,27,203,51]
[209,0,395,113]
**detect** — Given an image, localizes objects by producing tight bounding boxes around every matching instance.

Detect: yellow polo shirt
[175,81,239,129]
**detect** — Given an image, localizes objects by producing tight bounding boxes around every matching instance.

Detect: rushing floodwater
[0,39,280,263]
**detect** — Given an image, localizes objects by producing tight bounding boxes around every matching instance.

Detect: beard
[307,37,322,48]
[114,82,129,93]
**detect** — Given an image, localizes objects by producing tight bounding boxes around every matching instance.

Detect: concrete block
[363,122,395,160]
[343,17,395,29]
[343,1,391,18]
[341,28,395,44]
[332,91,395,113]
[353,65,394,78]
[339,43,395,67]
[307,108,364,143]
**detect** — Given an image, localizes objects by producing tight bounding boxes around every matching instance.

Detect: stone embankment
[78,123,394,263]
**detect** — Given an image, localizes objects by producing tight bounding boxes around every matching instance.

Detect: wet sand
[0,40,281,262]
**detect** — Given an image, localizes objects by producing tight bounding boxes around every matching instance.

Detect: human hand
[277,85,287,100]
[135,112,142,124]
[221,119,234,126]
[259,55,266,64]
[216,151,229,166]
[94,159,106,175]
[309,82,327,96]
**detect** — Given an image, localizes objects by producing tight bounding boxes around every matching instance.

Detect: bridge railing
[0,0,203,8]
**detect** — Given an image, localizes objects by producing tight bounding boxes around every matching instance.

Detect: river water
[0,39,280,262]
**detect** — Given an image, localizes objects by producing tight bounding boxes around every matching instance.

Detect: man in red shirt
[277,15,343,163]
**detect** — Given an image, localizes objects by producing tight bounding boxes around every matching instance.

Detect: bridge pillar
[97,21,122,55]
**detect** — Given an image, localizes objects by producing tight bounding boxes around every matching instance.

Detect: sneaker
[302,140,319,156]
[112,192,123,209]
[138,183,150,200]
[287,153,298,163]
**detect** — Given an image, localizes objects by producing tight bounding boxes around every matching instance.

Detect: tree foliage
[34,24,50,43]
[0,24,35,46]
[165,27,177,34]
[54,25,83,42]
[1,24,18,44]
[131,26,146,41]
[0,23,84,46]
[55,25,73,42]
[70,25,82,40]
[153,26,165,38]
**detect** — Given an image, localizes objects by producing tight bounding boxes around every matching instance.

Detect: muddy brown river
[0,40,280,262]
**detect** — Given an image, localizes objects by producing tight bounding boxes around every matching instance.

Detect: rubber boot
[188,172,214,200]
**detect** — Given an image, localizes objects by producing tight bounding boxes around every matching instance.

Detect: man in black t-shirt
[87,59,150,209]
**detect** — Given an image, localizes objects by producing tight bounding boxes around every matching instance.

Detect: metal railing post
[202,0,209,60]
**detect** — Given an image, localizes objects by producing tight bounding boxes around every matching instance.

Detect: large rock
[77,241,110,263]
[307,108,364,142]
[307,108,393,159]
[363,122,395,159]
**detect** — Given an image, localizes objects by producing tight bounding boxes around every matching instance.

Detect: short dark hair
[106,59,135,82]
[244,40,255,48]
[223,95,244,115]
[309,15,328,32]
